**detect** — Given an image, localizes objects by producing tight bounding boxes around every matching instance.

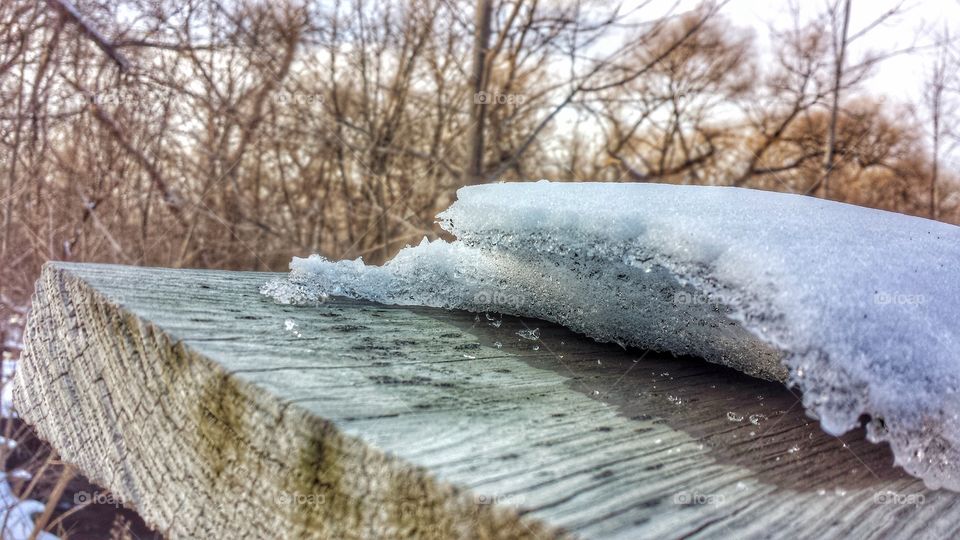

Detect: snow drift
[263,181,960,491]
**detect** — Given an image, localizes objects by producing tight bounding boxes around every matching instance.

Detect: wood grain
[13,262,959,539]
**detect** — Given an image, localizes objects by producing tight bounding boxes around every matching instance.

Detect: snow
[263,181,960,491]
[2,359,18,419]
[1,312,53,539]
[0,473,57,540]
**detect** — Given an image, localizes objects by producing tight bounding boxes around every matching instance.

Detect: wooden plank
[12,261,960,539]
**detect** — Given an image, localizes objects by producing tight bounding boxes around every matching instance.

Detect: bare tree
[595,9,752,184]
[819,0,851,199]
[925,26,958,220]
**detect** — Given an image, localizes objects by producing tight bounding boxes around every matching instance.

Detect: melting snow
[516,328,540,341]
[264,181,960,491]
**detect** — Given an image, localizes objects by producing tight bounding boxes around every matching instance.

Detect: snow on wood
[268,181,960,492]
[13,262,960,538]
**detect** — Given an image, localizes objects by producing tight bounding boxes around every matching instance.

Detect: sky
[612,0,958,106]
[720,0,959,106]
[562,0,960,170]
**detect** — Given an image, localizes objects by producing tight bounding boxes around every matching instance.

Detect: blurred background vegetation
[2,0,958,308]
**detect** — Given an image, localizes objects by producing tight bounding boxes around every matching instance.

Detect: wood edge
[13,263,567,538]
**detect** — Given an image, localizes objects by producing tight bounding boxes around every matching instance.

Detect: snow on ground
[1,360,17,420]
[0,472,56,540]
[263,181,960,491]
[2,312,57,539]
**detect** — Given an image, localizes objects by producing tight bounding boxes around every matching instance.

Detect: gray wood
[13,262,959,539]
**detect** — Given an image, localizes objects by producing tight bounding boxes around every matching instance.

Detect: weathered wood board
[13,262,960,539]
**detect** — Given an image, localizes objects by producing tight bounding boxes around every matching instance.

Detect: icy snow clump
[262,181,960,491]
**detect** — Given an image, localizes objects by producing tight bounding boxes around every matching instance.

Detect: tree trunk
[820,0,851,199]
[466,0,493,185]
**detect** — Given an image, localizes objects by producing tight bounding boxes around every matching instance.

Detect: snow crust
[263,181,960,491]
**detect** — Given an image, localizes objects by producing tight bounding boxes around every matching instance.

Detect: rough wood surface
[13,262,960,539]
